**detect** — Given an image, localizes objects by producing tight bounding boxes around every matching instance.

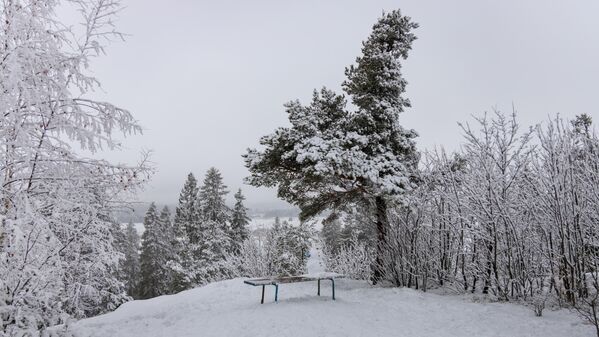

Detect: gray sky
[88,0,599,208]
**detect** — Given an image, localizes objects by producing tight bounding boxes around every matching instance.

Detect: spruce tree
[122,222,141,298]
[138,203,171,299]
[196,220,230,284]
[158,206,176,287]
[169,173,199,292]
[174,173,200,243]
[230,189,251,253]
[193,168,233,283]
[199,167,230,225]
[244,10,420,283]
[198,167,231,252]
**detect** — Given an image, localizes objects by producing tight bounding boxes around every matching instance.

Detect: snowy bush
[321,236,373,281]
[227,221,313,278]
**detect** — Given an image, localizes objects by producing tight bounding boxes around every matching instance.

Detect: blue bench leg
[332,279,335,300]
[318,279,321,296]
[274,284,279,302]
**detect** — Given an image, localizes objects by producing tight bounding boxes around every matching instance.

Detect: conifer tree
[244,10,420,283]
[196,220,231,284]
[192,168,233,283]
[168,174,200,292]
[158,206,176,286]
[138,203,171,299]
[122,222,141,298]
[198,167,231,252]
[230,189,251,253]
[175,173,200,243]
[199,167,230,225]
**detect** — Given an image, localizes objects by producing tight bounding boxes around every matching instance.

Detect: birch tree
[0,0,151,333]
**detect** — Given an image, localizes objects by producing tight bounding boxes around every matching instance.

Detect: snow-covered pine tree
[175,173,200,243]
[198,167,231,251]
[168,173,200,292]
[195,219,231,284]
[158,206,177,289]
[138,203,171,299]
[199,168,230,225]
[190,168,233,283]
[244,10,420,283]
[122,222,141,298]
[230,189,251,253]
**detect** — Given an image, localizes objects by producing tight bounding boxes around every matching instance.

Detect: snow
[71,246,593,337]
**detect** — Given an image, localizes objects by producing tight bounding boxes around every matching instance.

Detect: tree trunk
[372,196,388,285]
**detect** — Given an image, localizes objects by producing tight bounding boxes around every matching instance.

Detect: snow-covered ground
[72,244,592,337]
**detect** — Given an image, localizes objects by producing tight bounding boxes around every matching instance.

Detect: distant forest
[113,203,299,223]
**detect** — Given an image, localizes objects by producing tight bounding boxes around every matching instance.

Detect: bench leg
[317,279,320,296]
[331,279,335,300]
[274,284,279,302]
[261,285,265,304]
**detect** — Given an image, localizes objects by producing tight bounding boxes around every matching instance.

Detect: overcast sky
[85,0,599,208]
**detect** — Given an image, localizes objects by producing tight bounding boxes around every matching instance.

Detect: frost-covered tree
[122,222,141,298]
[199,167,230,226]
[244,10,420,283]
[138,204,171,299]
[230,189,250,253]
[264,221,312,277]
[195,219,231,284]
[190,168,232,282]
[168,173,199,292]
[174,173,200,243]
[0,0,150,333]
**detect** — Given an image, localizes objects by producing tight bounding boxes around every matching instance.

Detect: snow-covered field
[71,247,593,337]
[71,278,592,337]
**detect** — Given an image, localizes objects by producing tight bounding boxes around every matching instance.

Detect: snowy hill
[71,246,593,337]
[72,278,592,337]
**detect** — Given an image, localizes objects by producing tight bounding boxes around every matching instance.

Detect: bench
[243,272,344,304]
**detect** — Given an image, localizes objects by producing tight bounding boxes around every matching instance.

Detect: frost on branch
[1,0,152,334]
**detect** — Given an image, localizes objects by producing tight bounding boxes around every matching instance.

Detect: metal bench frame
[244,276,337,304]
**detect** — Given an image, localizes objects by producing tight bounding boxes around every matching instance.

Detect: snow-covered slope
[72,277,592,337]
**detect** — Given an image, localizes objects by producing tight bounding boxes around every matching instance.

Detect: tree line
[116,168,251,299]
[117,168,314,300]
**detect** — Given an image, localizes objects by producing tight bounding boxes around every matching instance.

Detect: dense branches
[244,10,420,284]
[323,112,599,316]
[0,0,151,334]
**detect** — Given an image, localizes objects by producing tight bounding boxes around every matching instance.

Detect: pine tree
[230,189,251,253]
[199,168,230,225]
[158,206,176,288]
[195,220,231,284]
[198,167,231,253]
[168,173,200,292]
[138,203,171,299]
[174,173,200,243]
[186,168,233,283]
[122,222,141,298]
[244,10,420,283]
